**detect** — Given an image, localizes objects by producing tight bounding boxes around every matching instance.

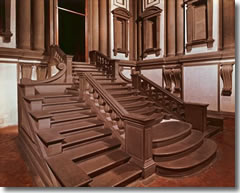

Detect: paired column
[32,0,45,51]
[92,0,99,51]
[99,0,108,55]
[17,0,31,49]
[17,0,45,50]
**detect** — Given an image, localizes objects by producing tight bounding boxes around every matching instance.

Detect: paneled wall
[142,69,163,86]
[0,63,18,127]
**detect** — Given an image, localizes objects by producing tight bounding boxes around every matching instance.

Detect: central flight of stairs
[71,61,218,178]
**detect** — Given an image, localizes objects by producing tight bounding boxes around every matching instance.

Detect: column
[176,0,184,55]
[99,0,108,55]
[17,0,31,49]
[92,0,99,51]
[32,0,45,51]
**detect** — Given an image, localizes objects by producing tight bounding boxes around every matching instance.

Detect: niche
[141,6,162,58]
[112,7,131,57]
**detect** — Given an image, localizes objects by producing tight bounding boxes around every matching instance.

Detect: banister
[84,73,156,126]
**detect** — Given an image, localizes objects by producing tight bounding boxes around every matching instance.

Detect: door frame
[53,0,88,62]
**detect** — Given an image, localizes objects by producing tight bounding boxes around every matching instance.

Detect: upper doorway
[58,0,87,62]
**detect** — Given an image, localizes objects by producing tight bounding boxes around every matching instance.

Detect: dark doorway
[58,0,86,61]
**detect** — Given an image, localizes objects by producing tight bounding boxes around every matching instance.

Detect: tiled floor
[0,118,235,187]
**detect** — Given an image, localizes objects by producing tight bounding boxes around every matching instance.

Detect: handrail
[89,50,119,79]
[84,72,156,126]
[139,74,183,104]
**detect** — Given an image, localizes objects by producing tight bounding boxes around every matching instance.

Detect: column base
[130,158,156,178]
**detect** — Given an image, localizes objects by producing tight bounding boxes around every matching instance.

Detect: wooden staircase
[18,47,220,187]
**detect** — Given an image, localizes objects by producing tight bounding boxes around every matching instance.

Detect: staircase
[18,47,219,187]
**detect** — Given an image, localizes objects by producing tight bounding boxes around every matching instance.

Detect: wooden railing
[132,73,209,132]
[20,45,73,85]
[89,50,119,80]
[79,72,159,178]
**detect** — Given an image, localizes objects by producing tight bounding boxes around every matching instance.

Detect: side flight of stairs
[25,90,142,187]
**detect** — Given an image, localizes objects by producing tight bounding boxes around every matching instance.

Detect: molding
[113,0,127,9]
[0,47,46,61]
[143,0,160,10]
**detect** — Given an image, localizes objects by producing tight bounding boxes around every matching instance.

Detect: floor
[0,118,235,187]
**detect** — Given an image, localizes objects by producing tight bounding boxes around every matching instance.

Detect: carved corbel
[171,68,182,93]
[163,68,172,92]
[220,63,234,96]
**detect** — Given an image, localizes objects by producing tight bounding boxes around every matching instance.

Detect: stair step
[204,125,222,138]
[129,106,162,115]
[110,91,135,97]
[89,163,142,187]
[52,119,104,134]
[63,128,112,148]
[73,69,100,72]
[153,130,204,161]
[105,86,130,91]
[156,139,217,177]
[47,104,89,114]
[72,65,96,69]
[51,111,96,124]
[43,96,79,103]
[43,99,79,107]
[152,120,192,148]
[77,149,130,177]
[41,93,74,99]
[123,101,154,111]
[116,95,148,103]
[62,137,121,160]
[72,61,91,65]
[101,82,128,86]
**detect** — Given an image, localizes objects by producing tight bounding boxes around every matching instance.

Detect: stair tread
[43,99,79,106]
[89,163,141,187]
[48,105,90,114]
[52,119,104,133]
[63,128,112,146]
[156,139,217,170]
[152,120,192,143]
[51,112,96,123]
[77,149,130,176]
[116,95,147,102]
[60,137,121,160]
[153,130,203,156]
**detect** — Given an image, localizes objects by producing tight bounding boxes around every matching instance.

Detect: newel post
[89,51,97,65]
[131,68,141,90]
[125,120,156,178]
[79,73,87,99]
[184,102,209,132]
[65,55,73,83]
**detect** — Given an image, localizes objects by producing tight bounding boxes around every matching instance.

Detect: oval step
[153,130,204,161]
[156,139,217,177]
[152,120,192,148]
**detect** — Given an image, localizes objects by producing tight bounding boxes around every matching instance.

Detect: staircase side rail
[136,74,208,132]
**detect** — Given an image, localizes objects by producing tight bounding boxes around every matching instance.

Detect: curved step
[156,139,217,177]
[152,120,192,148]
[89,163,142,187]
[153,130,204,161]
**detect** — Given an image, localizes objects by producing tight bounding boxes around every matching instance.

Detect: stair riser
[62,132,112,150]
[43,97,79,103]
[114,173,142,187]
[43,103,80,110]
[153,130,191,148]
[88,157,130,178]
[51,116,98,127]
[72,144,121,163]
[153,140,204,162]
[155,152,216,177]
[50,108,90,116]
[59,124,104,135]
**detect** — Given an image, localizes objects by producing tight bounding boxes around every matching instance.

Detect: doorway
[58,0,87,61]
